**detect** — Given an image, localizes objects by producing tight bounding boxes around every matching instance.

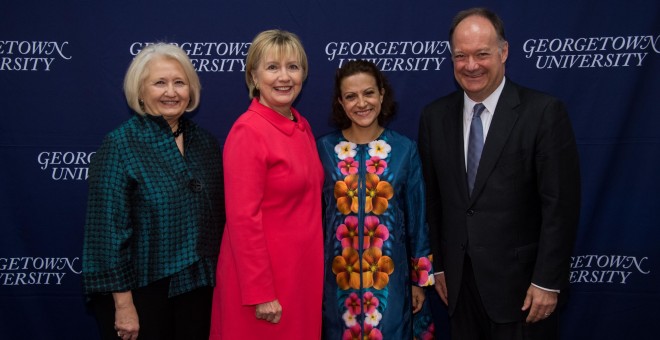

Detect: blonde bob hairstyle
[245,29,308,99]
[123,43,201,115]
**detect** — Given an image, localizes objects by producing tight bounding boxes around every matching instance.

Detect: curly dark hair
[331,60,397,130]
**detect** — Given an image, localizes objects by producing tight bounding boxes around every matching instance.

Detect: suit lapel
[445,94,470,202]
[470,81,521,203]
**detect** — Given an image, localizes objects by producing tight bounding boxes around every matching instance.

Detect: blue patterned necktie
[467,103,486,196]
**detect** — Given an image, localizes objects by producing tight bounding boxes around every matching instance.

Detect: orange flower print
[361,247,394,290]
[332,248,361,290]
[365,173,394,215]
[334,174,359,214]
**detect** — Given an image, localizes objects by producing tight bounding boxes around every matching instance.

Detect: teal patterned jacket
[82,114,224,297]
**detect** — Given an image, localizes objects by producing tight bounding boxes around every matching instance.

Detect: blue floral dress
[317,129,435,339]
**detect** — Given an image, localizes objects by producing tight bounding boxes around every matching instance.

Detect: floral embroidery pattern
[411,255,435,286]
[332,248,361,290]
[417,323,435,340]
[363,216,389,249]
[335,141,357,160]
[362,247,394,289]
[338,157,359,175]
[329,137,433,338]
[365,173,393,215]
[362,291,379,314]
[366,156,387,175]
[368,140,391,159]
[334,174,359,214]
[336,216,359,249]
[343,324,383,340]
[345,292,362,315]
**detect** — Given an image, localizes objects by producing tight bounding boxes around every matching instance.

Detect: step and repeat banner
[1,1,658,339]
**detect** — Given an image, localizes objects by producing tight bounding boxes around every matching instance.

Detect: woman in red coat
[209,29,324,339]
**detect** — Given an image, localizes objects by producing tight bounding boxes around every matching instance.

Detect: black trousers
[89,278,213,340]
[451,256,558,340]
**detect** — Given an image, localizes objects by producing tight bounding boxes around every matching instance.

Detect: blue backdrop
[1,1,658,339]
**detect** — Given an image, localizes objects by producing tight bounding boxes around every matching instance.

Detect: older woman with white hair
[82,43,224,340]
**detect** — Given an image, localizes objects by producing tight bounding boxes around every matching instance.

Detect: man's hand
[522,285,557,323]
[434,273,448,305]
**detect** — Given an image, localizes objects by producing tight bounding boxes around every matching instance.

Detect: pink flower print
[366,156,387,175]
[417,323,435,340]
[363,216,389,249]
[411,256,434,286]
[342,324,362,340]
[362,291,380,314]
[343,324,383,340]
[336,216,359,249]
[364,324,383,340]
[344,292,361,315]
[338,157,359,175]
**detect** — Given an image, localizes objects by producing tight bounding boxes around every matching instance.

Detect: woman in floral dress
[317,60,435,339]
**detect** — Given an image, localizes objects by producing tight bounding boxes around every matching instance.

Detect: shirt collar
[463,76,506,118]
[247,98,303,136]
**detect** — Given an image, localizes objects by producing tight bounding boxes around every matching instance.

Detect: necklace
[281,110,294,120]
[172,120,184,138]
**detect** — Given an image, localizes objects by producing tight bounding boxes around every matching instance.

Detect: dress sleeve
[82,135,137,294]
[223,121,276,305]
[405,141,435,287]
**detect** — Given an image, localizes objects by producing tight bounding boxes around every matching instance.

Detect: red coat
[210,99,324,339]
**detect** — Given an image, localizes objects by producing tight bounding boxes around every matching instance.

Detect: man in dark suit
[418,8,580,340]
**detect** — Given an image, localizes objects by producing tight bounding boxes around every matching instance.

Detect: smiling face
[338,72,384,131]
[252,50,303,115]
[140,57,190,124]
[451,15,508,102]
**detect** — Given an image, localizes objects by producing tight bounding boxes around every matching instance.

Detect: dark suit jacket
[418,79,580,323]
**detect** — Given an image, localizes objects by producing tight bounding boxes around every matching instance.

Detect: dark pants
[89,278,213,340]
[451,256,558,340]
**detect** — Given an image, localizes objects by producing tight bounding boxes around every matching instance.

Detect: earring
[255,82,259,90]
[139,98,144,106]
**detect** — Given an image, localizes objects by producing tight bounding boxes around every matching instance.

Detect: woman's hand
[255,299,282,324]
[411,285,426,314]
[113,291,139,339]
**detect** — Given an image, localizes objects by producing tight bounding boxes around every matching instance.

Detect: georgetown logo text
[130,41,250,72]
[523,35,659,69]
[38,151,95,181]
[325,40,450,71]
[0,40,71,71]
[0,256,81,286]
[569,254,650,284]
